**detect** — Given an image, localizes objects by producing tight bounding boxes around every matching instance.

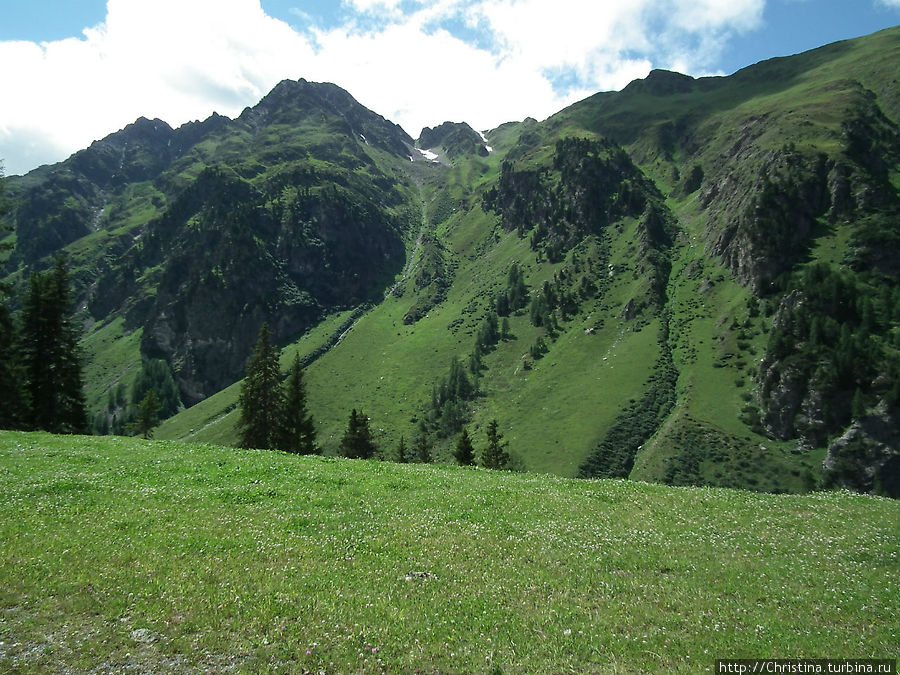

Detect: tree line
[0,256,88,433]
[237,323,317,454]
[2,168,87,433]
[238,323,515,469]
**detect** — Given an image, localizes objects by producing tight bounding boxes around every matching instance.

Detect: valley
[2,28,899,496]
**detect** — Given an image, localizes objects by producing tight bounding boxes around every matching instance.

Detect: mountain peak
[622,69,695,96]
[241,78,413,156]
[418,121,490,158]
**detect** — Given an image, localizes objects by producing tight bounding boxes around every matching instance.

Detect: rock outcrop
[824,401,900,497]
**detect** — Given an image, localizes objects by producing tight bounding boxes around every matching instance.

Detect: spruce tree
[396,435,409,463]
[0,291,22,430]
[0,165,21,429]
[20,258,87,433]
[127,390,161,439]
[340,408,377,459]
[237,323,283,449]
[131,359,181,419]
[413,433,432,463]
[454,427,475,466]
[507,262,527,311]
[280,353,317,454]
[481,418,510,470]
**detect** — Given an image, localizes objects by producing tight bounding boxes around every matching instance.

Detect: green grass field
[1,431,896,673]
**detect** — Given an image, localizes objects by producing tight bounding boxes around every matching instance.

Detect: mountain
[5,79,422,407]
[2,28,898,496]
[418,121,491,159]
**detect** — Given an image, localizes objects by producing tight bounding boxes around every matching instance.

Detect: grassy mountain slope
[2,431,896,673]
[4,79,424,424]
[157,129,676,479]
[230,26,892,492]
[4,29,898,495]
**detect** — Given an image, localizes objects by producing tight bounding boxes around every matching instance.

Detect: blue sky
[1,0,898,175]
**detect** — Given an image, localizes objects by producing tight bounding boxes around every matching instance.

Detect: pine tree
[0,292,22,430]
[237,323,283,449]
[340,408,377,459]
[131,359,181,419]
[20,258,87,433]
[280,353,317,454]
[481,418,510,470]
[127,390,161,439]
[0,166,22,430]
[413,433,432,463]
[454,427,475,466]
[507,262,527,311]
[396,435,409,463]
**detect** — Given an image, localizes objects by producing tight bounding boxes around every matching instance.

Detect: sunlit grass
[1,431,896,673]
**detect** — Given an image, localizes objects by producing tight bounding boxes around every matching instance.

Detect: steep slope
[4,79,423,417]
[3,30,898,496]
[548,27,900,493]
[418,121,491,159]
[248,27,896,493]
[6,114,229,266]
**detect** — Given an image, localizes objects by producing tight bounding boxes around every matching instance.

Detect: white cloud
[875,0,900,8]
[471,0,763,88]
[0,0,766,175]
[345,0,407,12]
[1,0,315,175]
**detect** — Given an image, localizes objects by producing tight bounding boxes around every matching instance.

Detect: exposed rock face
[8,114,228,266]
[418,122,489,158]
[241,79,414,159]
[704,149,830,292]
[123,167,407,405]
[759,362,808,441]
[690,79,900,292]
[824,401,900,498]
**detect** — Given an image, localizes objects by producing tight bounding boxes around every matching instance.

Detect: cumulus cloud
[1,0,315,175]
[0,0,766,175]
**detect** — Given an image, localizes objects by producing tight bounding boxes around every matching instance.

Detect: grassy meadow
[1,431,896,673]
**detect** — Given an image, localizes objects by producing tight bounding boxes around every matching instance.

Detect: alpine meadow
[1,23,898,674]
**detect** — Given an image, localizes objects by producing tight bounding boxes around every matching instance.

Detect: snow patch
[359,133,368,144]
[417,148,439,161]
[478,130,493,153]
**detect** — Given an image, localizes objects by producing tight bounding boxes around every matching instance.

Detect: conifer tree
[237,323,283,449]
[127,390,161,439]
[20,258,87,433]
[396,435,409,463]
[454,427,475,466]
[413,432,432,463]
[280,353,317,454]
[0,166,21,429]
[508,261,527,311]
[0,300,23,429]
[481,418,510,470]
[131,359,181,420]
[340,408,377,459]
